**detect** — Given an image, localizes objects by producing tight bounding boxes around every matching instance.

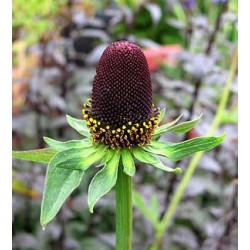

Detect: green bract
[12,111,225,226]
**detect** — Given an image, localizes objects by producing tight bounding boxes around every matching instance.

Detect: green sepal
[121,149,135,177]
[145,134,226,162]
[66,115,90,137]
[12,148,57,163]
[132,147,182,173]
[55,145,107,171]
[44,137,91,151]
[88,151,120,213]
[40,154,85,226]
[154,114,183,136]
[167,113,203,133]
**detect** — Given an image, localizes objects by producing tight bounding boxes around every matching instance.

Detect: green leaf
[132,147,181,173]
[121,149,135,177]
[40,155,84,226]
[56,145,107,171]
[43,137,91,151]
[88,151,120,213]
[12,148,57,163]
[133,192,158,228]
[167,113,203,133]
[154,114,183,136]
[145,134,226,161]
[66,115,90,137]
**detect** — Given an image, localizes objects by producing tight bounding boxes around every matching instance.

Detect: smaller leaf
[167,113,203,133]
[88,151,120,213]
[154,114,183,136]
[12,148,57,163]
[133,147,181,173]
[44,137,91,151]
[121,149,135,177]
[66,115,90,137]
[55,145,106,171]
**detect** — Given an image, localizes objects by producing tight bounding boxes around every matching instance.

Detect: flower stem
[150,48,238,250]
[115,164,132,250]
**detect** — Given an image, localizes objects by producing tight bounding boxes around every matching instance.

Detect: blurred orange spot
[143,45,182,71]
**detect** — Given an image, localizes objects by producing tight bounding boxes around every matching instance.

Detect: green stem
[116,165,132,250]
[151,48,238,250]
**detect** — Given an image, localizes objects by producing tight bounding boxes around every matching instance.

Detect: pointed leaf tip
[174,168,182,174]
[12,148,57,163]
[66,114,90,137]
[166,113,203,134]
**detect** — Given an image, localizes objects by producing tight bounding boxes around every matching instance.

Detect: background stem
[151,48,238,250]
[116,165,132,250]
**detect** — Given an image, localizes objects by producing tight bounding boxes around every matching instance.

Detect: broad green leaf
[157,108,166,124]
[88,151,120,213]
[44,137,92,151]
[145,134,226,161]
[133,191,158,228]
[133,147,181,173]
[154,114,183,136]
[12,148,57,163]
[167,113,203,133]
[66,115,90,137]
[121,149,135,177]
[56,145,107,171]
[40,153,84,226]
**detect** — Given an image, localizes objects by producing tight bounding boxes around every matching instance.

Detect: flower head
[37,41,225,224]
[82,41,160,149]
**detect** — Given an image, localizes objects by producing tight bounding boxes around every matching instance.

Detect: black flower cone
[82,41,160,148]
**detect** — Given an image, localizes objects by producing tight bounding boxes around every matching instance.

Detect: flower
[82,41,160,149]
[39,40,225,225]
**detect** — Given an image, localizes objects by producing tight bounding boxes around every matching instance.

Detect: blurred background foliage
[12,0,237,249]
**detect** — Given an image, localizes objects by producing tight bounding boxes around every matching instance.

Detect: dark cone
[83,41,159,148]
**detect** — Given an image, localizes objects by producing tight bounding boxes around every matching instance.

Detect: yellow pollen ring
[81,100,160,148]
